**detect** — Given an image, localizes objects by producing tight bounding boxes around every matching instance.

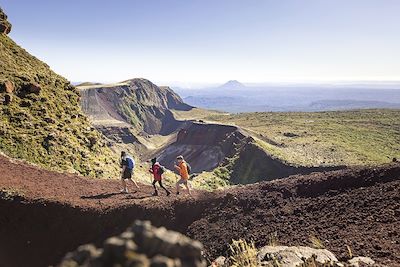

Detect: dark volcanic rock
[0,7,12,34]
[4,93,12,104]
[23,82,42,95]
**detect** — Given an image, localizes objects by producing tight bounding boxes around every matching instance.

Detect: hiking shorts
[177,178,188,185]
[122,169,133,179]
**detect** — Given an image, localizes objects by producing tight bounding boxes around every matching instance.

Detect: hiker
[149,157,171,196]
[174,155,191,195]
[120,151,139,193]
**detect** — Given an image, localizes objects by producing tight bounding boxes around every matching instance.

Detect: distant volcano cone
[218,80,246,90]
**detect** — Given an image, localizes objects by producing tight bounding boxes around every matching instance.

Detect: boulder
[4,94,12,105]
[65,244,100,265]
[0,8,12,34]
[0,21,11,34]
[88,136,98,148]
[348,256,375,266]
[210,256,226,266]
[25,83,42,94]
[150,255,178,267]
[18,82,42,97]
[102,237,137,262]
[44,117,56,124]
[0,80,14,93]
[258,245,338,267]
[130,220,204,260]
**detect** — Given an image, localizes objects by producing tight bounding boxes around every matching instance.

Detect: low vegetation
[205,109,400,166]
[309,235,325,249]
[190,169,230,191]
[0,187,25,200]
[172,108,225,121]
[229,239,258,267]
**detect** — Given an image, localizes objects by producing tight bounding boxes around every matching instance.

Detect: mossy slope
[0,33,118,177]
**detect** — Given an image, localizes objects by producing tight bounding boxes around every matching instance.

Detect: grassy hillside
[204,109,400,166]
[0,33,118,177]
[172,107,224,121]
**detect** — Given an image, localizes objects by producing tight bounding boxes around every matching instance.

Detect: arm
[174,165,181,172]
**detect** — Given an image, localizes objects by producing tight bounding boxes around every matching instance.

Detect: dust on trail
[0,155,399,267]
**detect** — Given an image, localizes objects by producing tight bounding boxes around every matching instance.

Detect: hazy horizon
[73,79,400,90]
[2,0,400,86]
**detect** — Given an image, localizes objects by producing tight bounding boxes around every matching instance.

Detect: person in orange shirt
[174,155,191,195]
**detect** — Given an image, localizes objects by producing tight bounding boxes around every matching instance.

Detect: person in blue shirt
[120,151,139,193]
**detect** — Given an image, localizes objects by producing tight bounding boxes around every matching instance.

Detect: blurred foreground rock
[59,220,206,267]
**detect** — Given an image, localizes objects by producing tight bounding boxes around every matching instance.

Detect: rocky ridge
[78,78,192,135]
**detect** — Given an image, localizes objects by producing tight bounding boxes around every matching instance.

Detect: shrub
[229,239,258,267]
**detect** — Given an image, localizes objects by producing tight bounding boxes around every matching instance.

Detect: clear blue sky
[1,0,400,86]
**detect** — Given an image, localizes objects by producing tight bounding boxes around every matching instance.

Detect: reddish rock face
[0,80,14,93]
[4,80,14,93]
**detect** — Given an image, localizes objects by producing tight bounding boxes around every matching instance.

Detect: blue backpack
[125,156,135,170]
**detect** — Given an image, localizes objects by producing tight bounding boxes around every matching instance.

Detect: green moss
[0,34,119,178]
[191,171,230,191]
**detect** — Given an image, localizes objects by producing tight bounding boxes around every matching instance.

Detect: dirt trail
[0,155,399,267]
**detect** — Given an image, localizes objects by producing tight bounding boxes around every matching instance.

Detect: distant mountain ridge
[176,81,400,113]
[78,78,192,135]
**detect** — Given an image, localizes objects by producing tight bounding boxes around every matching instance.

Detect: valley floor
[0,155,399,266]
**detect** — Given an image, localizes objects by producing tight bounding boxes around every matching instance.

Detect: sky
[1,0,400,86]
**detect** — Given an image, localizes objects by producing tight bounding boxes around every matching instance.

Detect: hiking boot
[152,191,158,196]
[120,189,128,194]
[176,191,180,195]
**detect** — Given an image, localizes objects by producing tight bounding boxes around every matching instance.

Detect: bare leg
[184,181,191,196]
[121,179,127,192]
[129,178,140,189]
[176,181,180,194]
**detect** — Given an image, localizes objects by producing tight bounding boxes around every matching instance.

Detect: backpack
[125,156,135,170]
[186,163,191,174]
[158,165,166,175]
